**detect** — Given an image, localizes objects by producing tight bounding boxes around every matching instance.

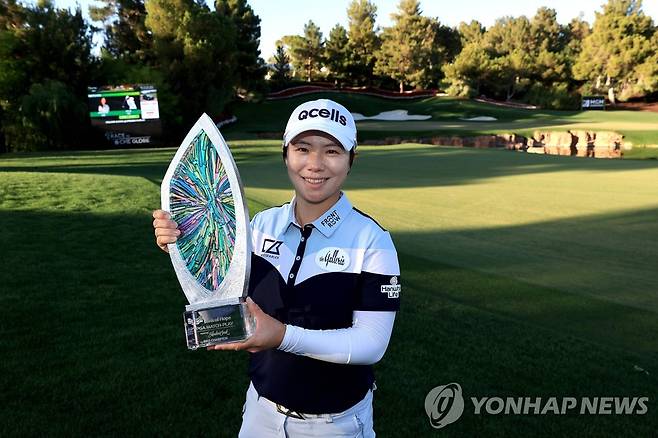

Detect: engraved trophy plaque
[161,113,255,349]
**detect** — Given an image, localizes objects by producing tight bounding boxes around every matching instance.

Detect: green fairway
[226,93,658,156]
[1,145,657,436]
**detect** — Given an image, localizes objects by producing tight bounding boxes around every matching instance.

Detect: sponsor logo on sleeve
[315,247,350,272]
[381,276,401,298]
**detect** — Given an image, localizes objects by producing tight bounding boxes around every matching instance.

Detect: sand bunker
[460,116,498,121]
[351,110,431,121]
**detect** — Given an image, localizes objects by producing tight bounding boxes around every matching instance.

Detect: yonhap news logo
[424,383,649,430]
[424,383,465,429]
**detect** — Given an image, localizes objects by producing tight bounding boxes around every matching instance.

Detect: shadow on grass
[0,208,656,436]
[0,209,250,437]
[2,145,657,191]
[396,205,658,314]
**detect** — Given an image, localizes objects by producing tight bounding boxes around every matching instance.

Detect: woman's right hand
[152,209,180,253]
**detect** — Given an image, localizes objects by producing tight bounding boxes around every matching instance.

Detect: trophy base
[183,298,255,350]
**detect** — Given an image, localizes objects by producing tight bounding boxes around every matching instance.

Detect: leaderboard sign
[88,84,162,146]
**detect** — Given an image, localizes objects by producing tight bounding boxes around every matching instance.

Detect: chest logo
[315,247,350,272]
[262,239,283,257]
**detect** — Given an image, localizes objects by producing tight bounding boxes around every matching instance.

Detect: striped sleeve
[354,231,401,311]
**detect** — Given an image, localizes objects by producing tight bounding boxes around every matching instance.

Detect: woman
[153,99,401,437]
[97,97,110,114]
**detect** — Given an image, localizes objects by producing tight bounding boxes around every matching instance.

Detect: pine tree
[573,0,655,100]
[442,43,493,96]
[301,20,324,82]
[345,0,379,85]
[89,0,152,63]
[324,24,350,85]
[270,44,291,86]
[444,8,580,108]
[457,20,485,45]
[374,0,435,92]
[215,0,266,93]
[530,7,565,53]
[145,0,237,123]
[279,20,324,82]
[422,19,461,88]
[277,34,305,79]
[0,0,93,150]
[563,15,591,60]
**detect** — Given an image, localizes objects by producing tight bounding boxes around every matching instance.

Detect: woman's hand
[152,209,180,253]
[207,297,286,353]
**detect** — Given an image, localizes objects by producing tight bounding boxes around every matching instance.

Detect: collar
[277,193,353,238]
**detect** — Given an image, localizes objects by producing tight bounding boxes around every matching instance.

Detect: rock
[360,130,625,158]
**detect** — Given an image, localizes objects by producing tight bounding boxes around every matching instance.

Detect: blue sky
[53,0,658,59]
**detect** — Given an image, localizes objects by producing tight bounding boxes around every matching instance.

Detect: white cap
[283,99,357,151]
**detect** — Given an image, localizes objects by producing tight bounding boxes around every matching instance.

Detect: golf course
[226,94,658,157]
[1,93,657,436]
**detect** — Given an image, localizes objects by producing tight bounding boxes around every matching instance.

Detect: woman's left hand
[207,297,286,353]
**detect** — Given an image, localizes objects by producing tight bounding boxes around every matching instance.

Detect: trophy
[161,114,255,349]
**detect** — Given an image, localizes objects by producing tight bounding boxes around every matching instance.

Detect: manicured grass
[225,93,658,154]
[1,145,656,436]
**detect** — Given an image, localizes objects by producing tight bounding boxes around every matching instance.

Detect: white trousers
[238,382,375,438]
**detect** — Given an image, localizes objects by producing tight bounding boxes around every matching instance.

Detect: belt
[249,382,373,422]
[262,396,329,420]
[275,403,307,420]
[252,387,340,421]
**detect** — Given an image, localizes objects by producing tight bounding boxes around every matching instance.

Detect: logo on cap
[298,108,347,126]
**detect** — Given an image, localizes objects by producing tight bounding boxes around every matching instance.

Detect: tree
[279,20,324,82]
[525,8,577,106]
[89,0,152,63]
[278,34,306,79]
[145,0,237,125]
[563,15,591,60]
[0,0,94,150]
[442,42,493,96]
[324,24,350,84]
[530,7,565,53]
[458,20,485,45]
[423,20,461,88]
[443,8,582,108]
[633,30,658,97]
[434,23,462,64]
[483,11,579,104]
[269,44,291,86]
[573,0,656,101]
[345,0,379,85]
[215,0,266,93]
[301,20,324,82]
[375,0,435,92]
[485,15,533,57]
[16,80,87,150]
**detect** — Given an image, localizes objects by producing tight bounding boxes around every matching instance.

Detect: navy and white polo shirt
[247,193,401,414]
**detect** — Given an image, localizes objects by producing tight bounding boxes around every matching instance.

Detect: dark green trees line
[0,0,263,152]
[0,0,656,152]
[277,0,657,109]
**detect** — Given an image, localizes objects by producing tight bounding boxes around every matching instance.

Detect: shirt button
[295,256,301,261]
[289,273,295,279]
[300,237,305,242]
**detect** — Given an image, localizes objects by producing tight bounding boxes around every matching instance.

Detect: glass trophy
[161,113,255,349]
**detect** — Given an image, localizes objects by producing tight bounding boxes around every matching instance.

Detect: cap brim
[284,122,355,151]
